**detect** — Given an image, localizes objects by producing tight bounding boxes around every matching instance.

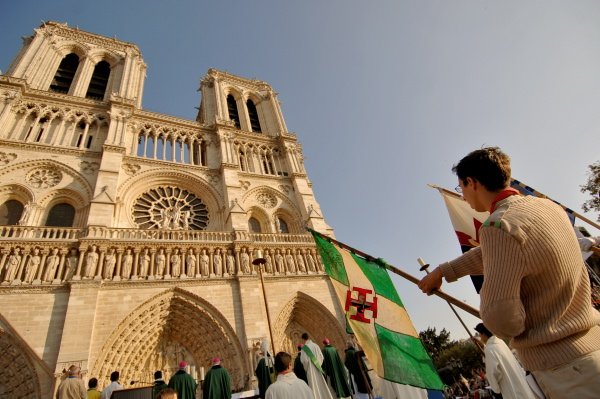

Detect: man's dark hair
[110,371,120,382]
[274,352,292,373]
[154,370,163,379]
[88,378,98,389]
[474,323,493,338]
[301,332,309,340]
[452,147,511,191]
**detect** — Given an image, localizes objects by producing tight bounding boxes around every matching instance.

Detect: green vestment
[168,370,197,399]
[202,365,232,399]
[322,344,351,397]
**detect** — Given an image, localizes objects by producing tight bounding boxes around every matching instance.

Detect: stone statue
[121,248,133,279]
[24,248,41,283]
[226,250,235,276]
[172,203,183,229]
[84,245,99,278]
[160,208,171,229]
[296,252,306,273]
[104,248,117,279]
[306,252,317,273]
[65,249,78,280]
[200,249,210,276]
[43,248,60,282]
[265,252,274,274]
[4,248,22,282]
[171,248,181,277]
[213,249,222,276]
[285,250,296,274]
[139,249,150,278]
[155,248,166,277]
[275,250,284,274]
[182,210,192,229]
[240,249,250,274]
[185,249,197,277]
[18,202,32,226]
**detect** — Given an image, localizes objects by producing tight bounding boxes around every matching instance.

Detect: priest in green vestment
[322,338,351,398]
[202,357,232,399]
[168,361,198,399]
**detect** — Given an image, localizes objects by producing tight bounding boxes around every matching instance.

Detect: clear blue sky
[2,1,599,340]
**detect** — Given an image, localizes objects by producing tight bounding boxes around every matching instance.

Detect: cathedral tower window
[45,203,75,227]
[0,200,24,225]
[49,53,80,94]
[85,61,111,100]
[247,99,262,133]
[248,217,261,233]
[227,95,241,128]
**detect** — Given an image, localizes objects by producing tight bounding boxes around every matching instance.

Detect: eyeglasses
[455,185,462,194]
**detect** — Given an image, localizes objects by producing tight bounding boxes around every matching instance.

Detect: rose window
[132,186,209,230]
[26,168,62,188]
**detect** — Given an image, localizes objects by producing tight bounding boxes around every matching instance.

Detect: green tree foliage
[436,340,485,386]
[419,327,454,362]
[419,328,485,387]
[581,161,600,222]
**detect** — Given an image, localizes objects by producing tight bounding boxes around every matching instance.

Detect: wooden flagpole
[308,228,480,319]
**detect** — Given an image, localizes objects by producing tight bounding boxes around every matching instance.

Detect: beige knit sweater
[440,195,600,371]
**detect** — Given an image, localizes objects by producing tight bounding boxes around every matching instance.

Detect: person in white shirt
[266,352,314,399]
[475,323,535,399]
[100,371,123,399]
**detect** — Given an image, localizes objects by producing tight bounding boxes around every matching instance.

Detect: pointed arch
[49,53,80,94]
[241,186,302,223]
[91,288,248,390]
[273,291,347,356]
[0,314,53,399]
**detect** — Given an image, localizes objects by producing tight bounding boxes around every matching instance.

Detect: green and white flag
[311,230,444,392]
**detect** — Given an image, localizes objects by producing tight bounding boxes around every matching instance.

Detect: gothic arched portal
[91,288,249,390]
[0,327,42,398]
[273,291,347,355]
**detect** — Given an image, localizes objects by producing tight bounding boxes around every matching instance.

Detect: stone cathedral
[0,21,344,398]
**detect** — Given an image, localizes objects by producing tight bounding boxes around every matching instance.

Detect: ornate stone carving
[132,186,209,230]
[256,192,277,208]
[0,152,17,165]
[239,180,251,190]
[25,167,62,188]
[122,163,141,176]
[80,161,100,174]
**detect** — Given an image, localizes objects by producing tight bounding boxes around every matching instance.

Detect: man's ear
[466,177,477,190]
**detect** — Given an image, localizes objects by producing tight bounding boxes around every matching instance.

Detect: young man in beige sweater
[418,147,600,398]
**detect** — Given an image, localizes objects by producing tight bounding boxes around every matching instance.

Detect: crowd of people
[55,332,371,399]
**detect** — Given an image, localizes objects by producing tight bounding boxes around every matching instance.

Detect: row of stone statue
[0,245,324,285]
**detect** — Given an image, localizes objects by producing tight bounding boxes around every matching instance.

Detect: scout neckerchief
[490,187,520,213]
[302,343,325,375]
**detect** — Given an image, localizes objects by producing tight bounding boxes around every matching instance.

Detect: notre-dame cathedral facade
[0,21,344,398]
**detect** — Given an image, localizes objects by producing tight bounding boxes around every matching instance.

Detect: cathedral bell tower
[197,68,332,236]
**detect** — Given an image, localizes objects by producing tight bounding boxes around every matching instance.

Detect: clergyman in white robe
[300,338,334,399]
